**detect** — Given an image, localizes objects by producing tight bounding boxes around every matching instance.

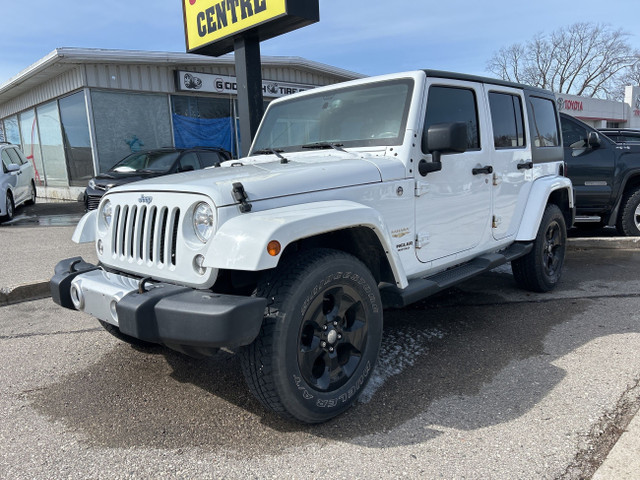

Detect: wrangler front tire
[240,248,383,423]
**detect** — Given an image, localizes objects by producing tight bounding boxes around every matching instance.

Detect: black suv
[561,113,640,235]
[84,147,232,210]
[598,128,640,144]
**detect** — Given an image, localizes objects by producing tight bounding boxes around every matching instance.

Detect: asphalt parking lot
[0,203,639,479]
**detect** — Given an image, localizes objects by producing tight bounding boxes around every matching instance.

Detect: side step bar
[381,242,533,308]
[574,215,602,223]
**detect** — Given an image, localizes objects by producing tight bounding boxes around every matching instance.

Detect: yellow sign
[184,0,288,52]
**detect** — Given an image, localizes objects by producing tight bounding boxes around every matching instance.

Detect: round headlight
[193,202,214,243]
[101,200,113,227]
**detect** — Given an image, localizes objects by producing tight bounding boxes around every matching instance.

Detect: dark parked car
[561,113,640,235]
[84,147,232,210]
[598,128,640,144]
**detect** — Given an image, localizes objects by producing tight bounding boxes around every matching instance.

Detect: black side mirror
[178,164,195,172]
[419,122,468,176]
[587,132,601,148]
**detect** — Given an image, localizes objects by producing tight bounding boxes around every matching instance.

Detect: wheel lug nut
[333,321,338,327]
[322,325,328,331]
[320,341,327,348]
[337,334,342,340]
[329,347,334,352]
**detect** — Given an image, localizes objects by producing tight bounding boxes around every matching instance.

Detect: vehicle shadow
[28,253,640,452]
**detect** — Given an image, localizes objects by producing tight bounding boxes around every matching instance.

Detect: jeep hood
[108,153,404,206]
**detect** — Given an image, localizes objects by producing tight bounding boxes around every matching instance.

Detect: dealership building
[0,48,361,200]
[1,47,639,201]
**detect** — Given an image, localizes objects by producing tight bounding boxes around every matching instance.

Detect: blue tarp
[172,114,237,157]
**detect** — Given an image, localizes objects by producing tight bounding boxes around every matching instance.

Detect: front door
[415,81,492,263]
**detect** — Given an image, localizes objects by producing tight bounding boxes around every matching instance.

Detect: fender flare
[516,176,574,241]
[204,200,409,288]
[72,210,97,243]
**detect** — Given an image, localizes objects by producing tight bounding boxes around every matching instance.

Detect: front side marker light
[267,240,281,257]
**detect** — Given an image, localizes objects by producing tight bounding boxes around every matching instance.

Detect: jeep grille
[97,192,217,288]
[111,204,180,266]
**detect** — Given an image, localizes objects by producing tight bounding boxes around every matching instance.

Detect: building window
[171,95,237,157]
[4,116,21,146]
[37,101,69,187]
[59,92,94,186]
[19,109,46,187]
[92,90,172,172]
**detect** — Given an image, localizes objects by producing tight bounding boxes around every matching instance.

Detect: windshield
[251,79,414,153]
[109,151,181,173]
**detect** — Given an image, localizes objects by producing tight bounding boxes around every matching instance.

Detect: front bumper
[50,257,267,349]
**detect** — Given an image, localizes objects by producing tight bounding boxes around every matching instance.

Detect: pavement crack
[0,327,101,341]
[558,375,640,480]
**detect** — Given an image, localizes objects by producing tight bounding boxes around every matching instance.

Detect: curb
[567,237,640,250]
[0,281,51,307]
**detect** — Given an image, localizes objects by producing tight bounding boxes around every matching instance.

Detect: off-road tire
[617,188,640,236]
[512,203,567,292]
[240,248,383,423]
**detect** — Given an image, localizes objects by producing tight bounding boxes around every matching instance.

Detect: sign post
[182,0,319,156]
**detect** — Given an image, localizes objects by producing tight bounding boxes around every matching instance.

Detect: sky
[1,0,640,85]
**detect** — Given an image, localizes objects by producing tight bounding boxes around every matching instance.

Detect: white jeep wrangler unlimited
[52,70,574,423]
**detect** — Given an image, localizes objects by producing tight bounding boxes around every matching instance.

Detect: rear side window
[423,86,480,152]
[528,97,560,147]
[489,92,525,148]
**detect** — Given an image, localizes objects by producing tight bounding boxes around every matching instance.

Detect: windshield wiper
[301,142,345,152]
[252,148,289,164]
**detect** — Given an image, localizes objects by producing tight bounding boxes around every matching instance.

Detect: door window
[528,97,560,147]
[489,92,525,148]
[423,86,479,152]
[178,152,200,171]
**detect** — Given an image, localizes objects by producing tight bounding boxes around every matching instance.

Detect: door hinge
[415,181,430,197]
[416,233,430,249]
[493,173,502,186]
[492,216,502,228]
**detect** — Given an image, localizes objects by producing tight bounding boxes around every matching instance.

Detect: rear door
[486,87,533,240]
[5,147,30,203]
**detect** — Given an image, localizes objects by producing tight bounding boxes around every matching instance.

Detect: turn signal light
[267,240,281,256]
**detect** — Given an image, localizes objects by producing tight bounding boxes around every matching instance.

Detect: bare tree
[487,23,640,99]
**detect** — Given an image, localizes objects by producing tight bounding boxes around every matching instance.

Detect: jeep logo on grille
[138,194,153,204]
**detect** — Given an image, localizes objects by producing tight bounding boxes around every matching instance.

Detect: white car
[0,143,36,222]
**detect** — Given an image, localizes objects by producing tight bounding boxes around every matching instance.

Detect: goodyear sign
[183,0,319,56]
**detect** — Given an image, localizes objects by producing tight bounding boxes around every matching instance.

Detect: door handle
[472,165,493,175]
[517,161,534,170]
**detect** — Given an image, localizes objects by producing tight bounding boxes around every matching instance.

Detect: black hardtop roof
[422,69,554,97]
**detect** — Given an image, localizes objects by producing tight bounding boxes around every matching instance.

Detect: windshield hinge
[232,182,252,213]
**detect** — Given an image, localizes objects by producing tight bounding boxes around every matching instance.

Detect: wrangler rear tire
[512,203,566,292]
